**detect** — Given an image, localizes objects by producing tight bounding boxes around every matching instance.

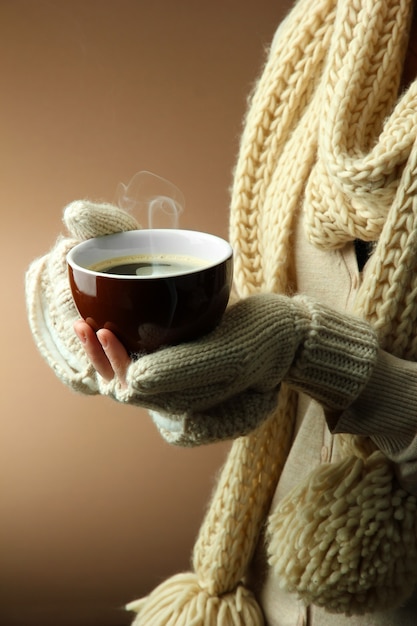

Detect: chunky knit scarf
[128,0,417,623]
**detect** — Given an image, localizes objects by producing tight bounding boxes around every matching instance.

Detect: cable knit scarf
[128,0,417,623]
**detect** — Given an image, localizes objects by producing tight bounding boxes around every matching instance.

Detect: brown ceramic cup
[67,229,233,355]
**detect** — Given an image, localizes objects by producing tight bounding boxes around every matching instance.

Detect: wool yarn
[25,201,140,396]
[129,385,297,626]
[128,0,417,622]
[267,450,417,615]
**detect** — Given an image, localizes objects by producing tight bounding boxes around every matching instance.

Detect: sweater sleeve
[326,349,417,493]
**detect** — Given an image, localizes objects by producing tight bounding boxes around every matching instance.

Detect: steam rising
[116,170,185,229]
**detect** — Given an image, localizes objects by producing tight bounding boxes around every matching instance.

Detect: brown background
[0,1,292,625]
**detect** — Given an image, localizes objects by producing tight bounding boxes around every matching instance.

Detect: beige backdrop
[0,1,292,625]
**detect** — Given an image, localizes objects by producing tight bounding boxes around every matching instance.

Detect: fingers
[96,329,130,388]
[74,320,115,382]
[74,321,131,387]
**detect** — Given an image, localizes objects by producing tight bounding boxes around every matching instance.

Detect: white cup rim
[67,228,233,279]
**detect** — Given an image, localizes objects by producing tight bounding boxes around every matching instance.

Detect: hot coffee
[89,253,208,276]
[67,228,233,353]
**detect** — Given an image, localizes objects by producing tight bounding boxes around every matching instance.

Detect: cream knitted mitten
[128,293,379,445]
[27,211,378,445]
[25,200,139,395]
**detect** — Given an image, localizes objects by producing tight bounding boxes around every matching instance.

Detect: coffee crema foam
[89,253,209,276]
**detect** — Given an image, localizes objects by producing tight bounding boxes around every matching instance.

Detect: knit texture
[25,200,139,395]
[124,293,378,446]
[129,0,417,621]
[286,295,378,411]
[336,350,417,492]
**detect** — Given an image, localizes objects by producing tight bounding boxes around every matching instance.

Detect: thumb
[63,200,140,240]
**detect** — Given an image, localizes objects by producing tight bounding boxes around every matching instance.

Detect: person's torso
[252,207,417,626]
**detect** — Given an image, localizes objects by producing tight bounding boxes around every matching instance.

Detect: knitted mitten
[126,293,379,445]
[25,200,139,395]
[26,206,379,446]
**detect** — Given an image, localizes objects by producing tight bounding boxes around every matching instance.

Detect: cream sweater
[129,0,417,624]
[24,0,417,623]
[251,206,417,626]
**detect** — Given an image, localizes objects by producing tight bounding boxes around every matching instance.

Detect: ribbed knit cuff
[285,297,379,411]
[332,349,417,449]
